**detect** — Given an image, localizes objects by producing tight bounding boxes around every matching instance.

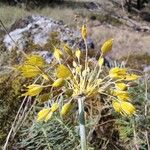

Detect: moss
[0,46,42,145]
[0,72,27,146]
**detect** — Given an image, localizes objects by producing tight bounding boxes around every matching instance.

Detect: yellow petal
[53,48,63,61]
[112,100,136,116]
[37,108,51,121]
[125,74,139,81]
[56,64,72,79]
[121,101,136,116]
[75,49,81,59]
[22,84,43,96]
[19,65,41,78]
[113,90,130,101]
[64,44,73,56]
[101,39,113,55]
[109,67,127,74]
[109,67,127,79]
[81,25,87,40]
[52,78,65,88]
[51,103,59,112]
[112,101,121,113]
[60,102,72,116]
[115,83,127,91]
[26,55,45,67]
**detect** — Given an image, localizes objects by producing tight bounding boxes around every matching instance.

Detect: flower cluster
[18,25,139,122]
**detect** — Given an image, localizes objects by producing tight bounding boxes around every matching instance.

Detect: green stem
[78,96,87,150]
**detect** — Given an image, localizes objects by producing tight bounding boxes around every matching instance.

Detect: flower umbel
[18,26,139,123]
[18,27,140,150]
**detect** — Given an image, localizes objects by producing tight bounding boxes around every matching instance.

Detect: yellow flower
[51,103,59,112]
[112,100,135,116]
[26,55,45,67]
[53,48,63,61]
[101,39,113,55]
[125,74,139,81]
[52,78,65,88]
[109,67,127,79]
[113,90,130,101]
[37,108,52,122]
[60,102,72,116]
[19,65,41,78]
[81,25,87,40]
[56,64,72,79]
[98,57,104,66]
[64,44,73,56]
[22,84,43,96]
[75,49,81,59]
[112,100,121,112]
[115,83,127,91]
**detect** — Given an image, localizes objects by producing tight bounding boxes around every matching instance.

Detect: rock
[3,15,94,51]
[84,2,101,11]
[140,2,150,22]
[143,66,150,73]
[143,65,150,79]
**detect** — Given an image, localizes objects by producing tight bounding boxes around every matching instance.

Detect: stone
[4,15,94,51]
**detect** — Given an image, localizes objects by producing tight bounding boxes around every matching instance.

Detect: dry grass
[0,5,30,28]
[89,23,150,59]
[0,3,86,28]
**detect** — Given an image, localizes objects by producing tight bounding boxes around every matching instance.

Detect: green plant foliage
[116,118,134,140]
[16,117,79,150]
[115,77,150,149]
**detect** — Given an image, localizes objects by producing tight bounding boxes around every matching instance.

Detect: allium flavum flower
[18,25,139,123]
[112,101,136,116]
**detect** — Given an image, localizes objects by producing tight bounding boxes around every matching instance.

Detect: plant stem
[78,96,87,150]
